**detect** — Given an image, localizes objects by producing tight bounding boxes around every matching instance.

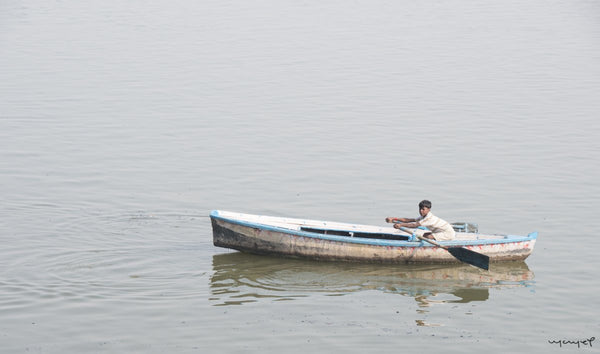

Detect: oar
[399,227,490,270]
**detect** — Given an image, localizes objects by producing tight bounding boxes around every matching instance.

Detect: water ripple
[209,252,534,306]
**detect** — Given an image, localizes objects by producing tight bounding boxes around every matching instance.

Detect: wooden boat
[210,210,537,265]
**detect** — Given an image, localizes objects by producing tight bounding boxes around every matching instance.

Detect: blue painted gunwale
[210,210,537,247]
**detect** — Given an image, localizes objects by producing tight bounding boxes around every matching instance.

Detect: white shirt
[417,212,455,236]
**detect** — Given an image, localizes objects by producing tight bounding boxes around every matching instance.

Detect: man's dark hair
[419,200,432,209]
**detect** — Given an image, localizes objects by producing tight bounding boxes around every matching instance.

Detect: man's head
[418,200,431,216]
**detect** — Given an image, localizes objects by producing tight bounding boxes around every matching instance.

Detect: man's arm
[385,217,417,223]
[393,221,421,229]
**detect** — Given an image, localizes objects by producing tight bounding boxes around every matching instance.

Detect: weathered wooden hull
[210,210,537,265]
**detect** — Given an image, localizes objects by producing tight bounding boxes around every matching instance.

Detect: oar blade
[447,247,490,270]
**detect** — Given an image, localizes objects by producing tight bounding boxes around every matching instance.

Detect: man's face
[419,207,430,217]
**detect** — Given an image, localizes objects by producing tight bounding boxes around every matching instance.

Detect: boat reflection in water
[210,252,534,307]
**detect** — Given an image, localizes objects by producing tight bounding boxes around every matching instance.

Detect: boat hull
[211,211,536,265]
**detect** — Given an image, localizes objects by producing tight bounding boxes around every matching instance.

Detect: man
[385,200,456,241]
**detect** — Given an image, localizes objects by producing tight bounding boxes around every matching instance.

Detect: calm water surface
[1,0,599,353]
